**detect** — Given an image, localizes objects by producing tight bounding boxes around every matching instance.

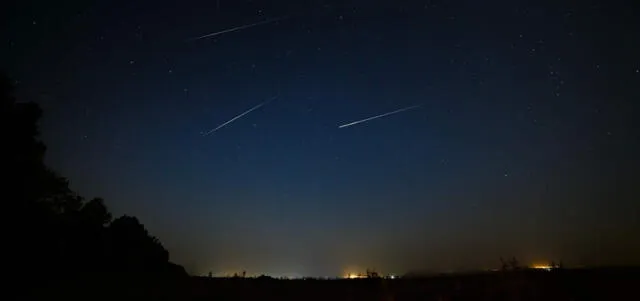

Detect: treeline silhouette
[2,74,186,285]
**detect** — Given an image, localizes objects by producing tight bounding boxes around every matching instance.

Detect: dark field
[35,268,640,300]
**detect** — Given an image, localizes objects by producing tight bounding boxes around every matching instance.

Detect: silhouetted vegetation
[189,268,640,301]
[2,74,186,289]
[5,73,638,299]
[365,268,379,278]
[500,256,521,271]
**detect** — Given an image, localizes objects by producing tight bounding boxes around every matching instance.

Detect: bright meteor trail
[187,17,286,42]
[202,96,277,136]
[338,105,422,129]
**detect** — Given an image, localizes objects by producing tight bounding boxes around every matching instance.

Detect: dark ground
[31,267,639,300]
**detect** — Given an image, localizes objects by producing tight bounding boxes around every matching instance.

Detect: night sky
[3,0,639,277]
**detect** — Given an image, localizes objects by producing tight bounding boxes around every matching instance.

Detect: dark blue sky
[3,0,639,277]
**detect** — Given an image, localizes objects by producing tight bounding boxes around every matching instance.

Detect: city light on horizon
[344,273,365,279]
[531,264,553,271]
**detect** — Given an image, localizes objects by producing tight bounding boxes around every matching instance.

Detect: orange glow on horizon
[344,273,365,279]
[531,262,554,271]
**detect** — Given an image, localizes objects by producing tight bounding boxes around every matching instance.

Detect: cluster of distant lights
[344,273,397,279]
[531,264,554,271]
[213,263,559,279]
[212,274,399,279]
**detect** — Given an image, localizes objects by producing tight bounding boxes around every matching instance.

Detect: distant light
[531,265,552,271]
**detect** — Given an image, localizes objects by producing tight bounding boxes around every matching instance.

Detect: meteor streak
[187,17,286,42]
[338,104,422,129]
[202,96,276,136]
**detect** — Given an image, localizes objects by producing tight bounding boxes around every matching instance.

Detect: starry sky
[3,0,639,277]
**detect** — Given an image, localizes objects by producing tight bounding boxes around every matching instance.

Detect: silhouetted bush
[2,74,185,284]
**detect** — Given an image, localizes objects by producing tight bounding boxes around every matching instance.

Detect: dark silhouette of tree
[2,74,186,286]
[499,256,521,271]
[509,257,520,270]
[108,215,170,275]
[3,74,73,277]
[81,197,112,226]
[500,257,509,271]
